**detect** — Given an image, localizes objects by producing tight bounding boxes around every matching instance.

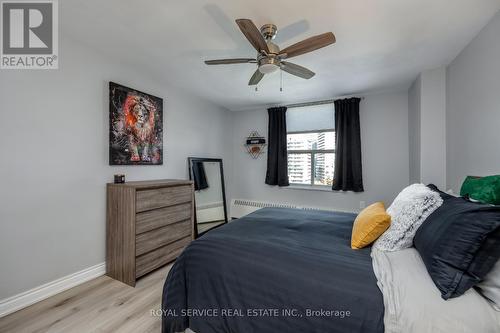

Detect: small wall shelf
[244,131,266,159]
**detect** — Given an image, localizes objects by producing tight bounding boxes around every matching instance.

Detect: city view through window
[287,131,335,186]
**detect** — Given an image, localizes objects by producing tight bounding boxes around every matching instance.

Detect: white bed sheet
[372,247,500,333]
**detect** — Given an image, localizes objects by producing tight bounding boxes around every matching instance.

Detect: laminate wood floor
[0,265,172,333]
[197,221,225,234]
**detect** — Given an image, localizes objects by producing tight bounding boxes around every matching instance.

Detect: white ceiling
[62,0,500,110]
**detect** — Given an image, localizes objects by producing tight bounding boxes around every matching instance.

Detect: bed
[161,208,384,333]
[161,207,500,333]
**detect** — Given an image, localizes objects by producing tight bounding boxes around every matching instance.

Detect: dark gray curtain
[332,98,364,192]
[192,161,209,191]
[265,107,289,186]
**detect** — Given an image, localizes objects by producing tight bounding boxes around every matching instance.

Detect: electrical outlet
[359,201,366,209]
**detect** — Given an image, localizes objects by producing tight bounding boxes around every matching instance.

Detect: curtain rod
[282,95,365,109]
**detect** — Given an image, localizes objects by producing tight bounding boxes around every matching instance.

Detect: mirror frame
[188,157,228,238]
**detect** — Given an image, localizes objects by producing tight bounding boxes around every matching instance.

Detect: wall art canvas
[109,82,163,165]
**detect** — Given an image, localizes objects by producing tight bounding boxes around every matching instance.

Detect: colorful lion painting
[109,82,163,165]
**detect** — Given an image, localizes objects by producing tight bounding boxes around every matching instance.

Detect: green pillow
[460,175,500,205]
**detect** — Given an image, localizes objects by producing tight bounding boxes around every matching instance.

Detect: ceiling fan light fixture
[258,63,279,74]
[258,55,280,74]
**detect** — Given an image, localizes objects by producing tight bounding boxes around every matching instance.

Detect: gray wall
[408,68,447,189]
[420,68,447,189]
[446,10,500,192]
[0,36,233,299]
[408,77,421,183]
[230,91,410,213]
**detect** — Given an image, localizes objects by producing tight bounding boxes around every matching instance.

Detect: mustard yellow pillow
[351,202,391,249]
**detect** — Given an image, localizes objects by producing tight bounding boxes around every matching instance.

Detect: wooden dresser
[106,179,194,286]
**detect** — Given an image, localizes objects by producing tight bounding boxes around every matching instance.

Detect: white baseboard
[0,262,105,318]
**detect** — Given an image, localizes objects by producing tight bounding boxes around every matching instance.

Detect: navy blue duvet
[162,208,384,333]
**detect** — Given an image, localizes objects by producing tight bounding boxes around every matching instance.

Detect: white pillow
[374,184,443,251]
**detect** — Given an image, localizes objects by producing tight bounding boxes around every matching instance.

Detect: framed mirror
[188,157,228,237]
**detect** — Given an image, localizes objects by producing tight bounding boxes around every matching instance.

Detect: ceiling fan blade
[279,32,336,59]
[248,69,264,85]
[281,61,315,79]
[205,58,256,65]
[236,19,269,53]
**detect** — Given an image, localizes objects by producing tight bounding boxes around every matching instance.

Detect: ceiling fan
[204,19,336,85]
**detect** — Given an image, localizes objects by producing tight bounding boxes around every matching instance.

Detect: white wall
[447,10,500,192]
[420,68,447,189]
[0,36,233,299]
[230,91,410,213]
[408,77,421,183]
[407,68,447,189]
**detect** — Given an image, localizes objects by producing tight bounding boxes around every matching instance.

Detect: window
[286,103,335,186]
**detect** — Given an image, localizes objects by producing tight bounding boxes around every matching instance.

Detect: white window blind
[286,102,336,187]
[286,103,335,132]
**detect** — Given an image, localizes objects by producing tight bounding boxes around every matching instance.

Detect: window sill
[280,185,333,192]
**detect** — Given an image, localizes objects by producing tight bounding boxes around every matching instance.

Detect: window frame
[286,129,336,187]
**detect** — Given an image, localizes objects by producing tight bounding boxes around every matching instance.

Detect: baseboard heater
[230,199,346,219]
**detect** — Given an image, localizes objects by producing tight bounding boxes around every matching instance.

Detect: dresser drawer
[136,236,191,278]
[135,220,191,256]
[136,203,192,234]
[136,185,192,212]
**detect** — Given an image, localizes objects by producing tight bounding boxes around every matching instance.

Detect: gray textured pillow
[374,184,443,251]
[477,260,500,311]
